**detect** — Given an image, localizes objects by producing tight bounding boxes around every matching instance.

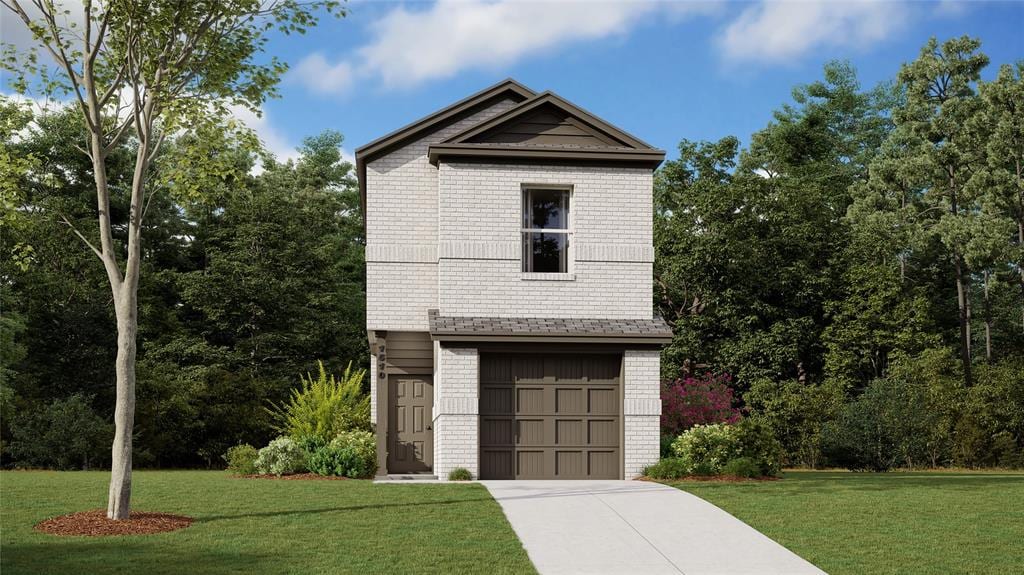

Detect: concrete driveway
[482,480,825,575]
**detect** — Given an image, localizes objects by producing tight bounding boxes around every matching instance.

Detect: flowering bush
[661,373,742,436]
[254,436,308,476]
[670,423,742,475]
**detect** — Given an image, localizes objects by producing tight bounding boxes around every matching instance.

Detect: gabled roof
[428,90,665,167]
[356,79,665,227]
[355,78,536,224]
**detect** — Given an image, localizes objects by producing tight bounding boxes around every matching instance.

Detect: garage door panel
[588,388,618,414]
[555,419,584,445]
[482,449,513,479]
[588,419,618,446]
[481,418,513,445]
[516,450,546,478]
[556,451,585,477]
[588,451,618,479]
[481,386,513,414]
[516,419,545,444]
[480,353,621,480]
[481,356,512,383]
[555,388,585,413]
[516,387,545,413]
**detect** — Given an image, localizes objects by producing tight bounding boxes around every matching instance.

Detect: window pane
[526,189,569,230]
[523,232,567,273]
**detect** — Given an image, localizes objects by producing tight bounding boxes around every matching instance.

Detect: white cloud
[228,105,300,171]
[293,0,718,93]
[292,53,355,95]
[717,0,908,64]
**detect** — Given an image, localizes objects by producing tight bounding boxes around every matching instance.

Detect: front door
[387,375,433,473]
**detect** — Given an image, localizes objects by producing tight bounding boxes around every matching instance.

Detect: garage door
[479,353,622,480]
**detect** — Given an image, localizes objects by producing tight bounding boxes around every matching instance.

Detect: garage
[479,353,622,479]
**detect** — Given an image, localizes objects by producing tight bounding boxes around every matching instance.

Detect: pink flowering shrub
[661,373,742,436]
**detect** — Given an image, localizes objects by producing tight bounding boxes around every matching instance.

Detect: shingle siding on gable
[365,98,519,331]
[437,162,654,319]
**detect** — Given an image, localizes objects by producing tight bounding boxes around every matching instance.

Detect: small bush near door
[448,468,472,481]
[307,431,377,478]
[223,444,259,475]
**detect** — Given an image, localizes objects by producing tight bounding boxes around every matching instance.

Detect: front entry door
[387,375,433,473]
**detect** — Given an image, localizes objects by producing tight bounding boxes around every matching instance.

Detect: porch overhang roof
[427,309,673,344]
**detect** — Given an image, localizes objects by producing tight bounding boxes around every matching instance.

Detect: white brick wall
[433,346,479,480]
[437,162,654,319]
[439,259,652,319]
[624,349,661,477]
[366,99,519,332]
[366,262,437,331]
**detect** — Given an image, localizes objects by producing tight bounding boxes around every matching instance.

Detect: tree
[887,36,990,386]
[1,0,343,519]
[969,63,1024,338]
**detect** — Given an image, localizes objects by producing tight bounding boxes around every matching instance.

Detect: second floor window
[522,187,570,273]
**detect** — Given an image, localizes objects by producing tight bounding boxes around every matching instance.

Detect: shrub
[268,361,370,443]
[735,418,785,477]
[448,467,472,481]
[8,393,112,470]
[307,430,377,478]
[659,434,676,458]
[823,375,936,471]
[744,377,843,468]
[722,457,762,478]
[661,373,742,436]
[670,423,741,475]
[643,457,690,479]
[223,444,258,475]
[255,436,307,475]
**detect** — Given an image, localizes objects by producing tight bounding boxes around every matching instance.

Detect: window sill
[521,272,576,281]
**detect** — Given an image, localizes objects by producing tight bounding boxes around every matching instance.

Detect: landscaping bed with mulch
[34,509,193,536]
[234,473,351,480]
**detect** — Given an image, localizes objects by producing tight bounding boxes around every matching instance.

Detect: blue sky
[3,1,1022,163]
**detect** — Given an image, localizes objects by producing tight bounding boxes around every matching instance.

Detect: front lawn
[0,470,535,575]
[668,470,1024,575]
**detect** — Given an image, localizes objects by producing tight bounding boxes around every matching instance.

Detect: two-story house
[356,79,671,480]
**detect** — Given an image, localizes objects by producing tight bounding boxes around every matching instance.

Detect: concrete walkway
[482,480,825,575]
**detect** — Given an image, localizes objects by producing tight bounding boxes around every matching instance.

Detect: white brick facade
[365,99,518,332]
[433,346,479,480]
[624,349,662,477]
[363,84,664,480]
[437,162,653,319]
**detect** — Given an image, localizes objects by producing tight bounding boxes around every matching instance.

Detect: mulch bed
[234,473,349,481]
[35,509,193,537]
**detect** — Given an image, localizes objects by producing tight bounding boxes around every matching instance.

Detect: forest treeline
[2,36,1021,470]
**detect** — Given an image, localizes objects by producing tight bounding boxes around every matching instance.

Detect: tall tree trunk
[955,255,973,387]
[107,289,137,519]
[983,270,992,362]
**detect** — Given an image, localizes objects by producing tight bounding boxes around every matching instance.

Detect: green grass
[0,470,535,575]
[667,470,1024,575]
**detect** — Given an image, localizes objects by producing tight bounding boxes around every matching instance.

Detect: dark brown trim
[428,144,665,168]
[434,335,670,345]
[355,79,535,227]
[441,91,659,151]
[374,330,389,476]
